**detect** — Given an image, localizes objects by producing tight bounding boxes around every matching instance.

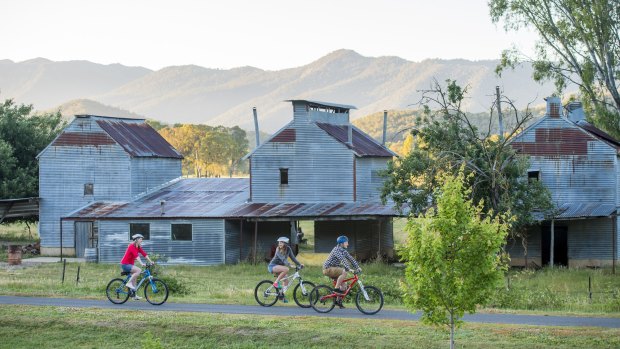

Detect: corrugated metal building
[37,115,183,256]
[508,97,619,268]
[40,101,401,265]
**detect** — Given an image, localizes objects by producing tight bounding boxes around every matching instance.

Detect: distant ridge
[0,50,571,132]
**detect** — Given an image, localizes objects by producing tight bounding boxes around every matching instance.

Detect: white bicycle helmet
[277,236,289,243]
[132,234,144,240]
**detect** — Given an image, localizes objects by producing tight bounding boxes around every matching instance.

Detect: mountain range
[0,50,567,132]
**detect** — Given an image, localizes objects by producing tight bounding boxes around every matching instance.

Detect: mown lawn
[1,305,619,349]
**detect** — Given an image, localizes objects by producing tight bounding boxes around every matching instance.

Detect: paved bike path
[1,295,619,328]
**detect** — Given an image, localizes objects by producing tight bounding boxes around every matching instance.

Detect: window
[280,168,289,185]
[528,170,540,182]
[171,224,192,241]
[129,223,150,240]
[84,183,94,195]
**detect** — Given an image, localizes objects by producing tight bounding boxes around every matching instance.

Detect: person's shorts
[267,263,276,274]
[121,264,134,273]
[322,267,345,278]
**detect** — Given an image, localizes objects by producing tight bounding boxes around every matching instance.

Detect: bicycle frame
[324,273,372,302]
[122,265,155,293]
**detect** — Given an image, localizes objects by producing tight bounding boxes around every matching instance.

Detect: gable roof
[315,122,396,157]
[95,118,183,158]
[576,120,620,150]
[285,100,357,111]
[39,115,183,159]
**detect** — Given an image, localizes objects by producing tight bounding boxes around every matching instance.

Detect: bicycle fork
[357,280,371,301]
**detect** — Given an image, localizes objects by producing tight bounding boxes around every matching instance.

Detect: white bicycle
[254,265,316,308]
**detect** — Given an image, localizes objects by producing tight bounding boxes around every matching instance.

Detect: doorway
[75,221,96,257]
[541,225,568,266]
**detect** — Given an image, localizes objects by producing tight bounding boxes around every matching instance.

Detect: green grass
[0,305,619,349]
[1,260,620,315]
[0,222,39,243]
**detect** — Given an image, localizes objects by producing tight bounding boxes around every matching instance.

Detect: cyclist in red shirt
[120,234,153,300]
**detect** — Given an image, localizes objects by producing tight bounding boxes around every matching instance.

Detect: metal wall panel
[567,218,614,260]
[39,141,131,249]
[356,158,390,202]
[130,157,182,197]
[251,118,354,202]
[98,219,225,266]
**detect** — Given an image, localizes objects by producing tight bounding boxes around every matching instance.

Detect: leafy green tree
[0,99,65,199]
[401,169,509,349]
[490,0,620,137]
[381,80,553,237]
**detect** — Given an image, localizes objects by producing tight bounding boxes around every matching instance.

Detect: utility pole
[496,86,504,140]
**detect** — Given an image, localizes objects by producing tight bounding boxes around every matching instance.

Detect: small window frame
[129,223,150,240]
[528,170,541,182]
[280,168,289,185]
[84,183,94,196]
[171,223,193,241]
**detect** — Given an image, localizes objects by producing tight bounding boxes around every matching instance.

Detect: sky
[2,0,538,71]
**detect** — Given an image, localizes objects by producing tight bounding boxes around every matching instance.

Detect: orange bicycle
[309,271,383,315]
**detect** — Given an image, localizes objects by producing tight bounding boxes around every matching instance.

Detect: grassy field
[1,305,619,349]
[1,260,620,315]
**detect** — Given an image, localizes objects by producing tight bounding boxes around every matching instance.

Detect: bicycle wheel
[310,285,336,313]
[293,281,315,308]
[254,280,278,306]
[106,278,129,304]
[144,278,169,305]
[355,285,384,315]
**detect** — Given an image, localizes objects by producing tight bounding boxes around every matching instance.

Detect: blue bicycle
[106,263,169,305]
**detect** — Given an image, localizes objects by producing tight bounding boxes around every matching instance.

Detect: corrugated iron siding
[356,158,390,202]
[512,117,617,205]
[251,118,354,202]
[568,218,615,260]
[98,219,225,266]
[39,140,131,249]
[130,157,182,197]
[507,226,542,262]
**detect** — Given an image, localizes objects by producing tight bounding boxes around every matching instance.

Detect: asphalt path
[1,295,619,328]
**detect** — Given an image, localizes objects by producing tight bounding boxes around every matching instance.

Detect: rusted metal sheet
[269,128,296,142]
[512,128,590,155]
[0,197,39,223]
[96,119,183,158]
[316,122,394,157]
[64,178,403,220]
[51,132,116,147]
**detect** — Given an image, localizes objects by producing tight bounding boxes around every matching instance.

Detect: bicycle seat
[121,271,131,276]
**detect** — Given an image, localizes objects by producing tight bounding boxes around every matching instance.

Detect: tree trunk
[450,312,455,349]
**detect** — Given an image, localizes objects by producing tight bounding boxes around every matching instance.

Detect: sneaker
[336,299,345,309]
[133,295,142,300]
[282,297,289,303]
[273,282,279,288]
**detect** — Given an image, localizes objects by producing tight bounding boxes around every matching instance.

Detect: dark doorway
[541,225,568,266]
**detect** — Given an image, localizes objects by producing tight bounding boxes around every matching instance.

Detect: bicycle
[106,263,169,305]
[254,265,315,308]
[309,270,384,315]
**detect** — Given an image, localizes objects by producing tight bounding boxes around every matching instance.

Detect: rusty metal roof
[533,203,616,221]
[95,119,183,158]
[316,122,395,157]
[576,120,620,150]
[64,178,402,220]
